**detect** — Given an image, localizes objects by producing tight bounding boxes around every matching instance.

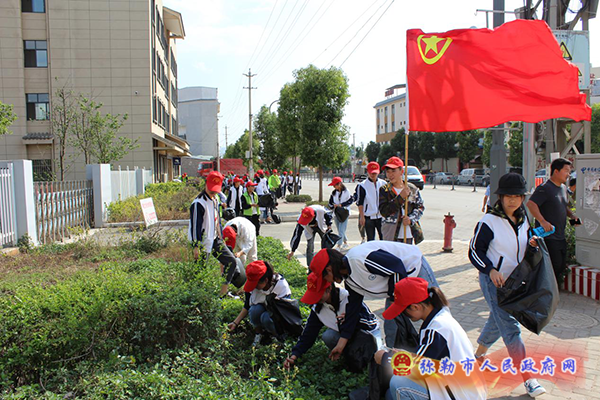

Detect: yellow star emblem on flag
[417,35,453,65]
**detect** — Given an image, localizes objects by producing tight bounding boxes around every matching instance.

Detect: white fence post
[136,168,145,195]
[12,160,38,245]
[87,164,112,228]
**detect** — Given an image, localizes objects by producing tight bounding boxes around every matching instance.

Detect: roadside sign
[140,198,158,227]
[553,30,590,90]
[173,157,181,166]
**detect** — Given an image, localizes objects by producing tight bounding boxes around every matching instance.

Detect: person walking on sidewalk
[353,185,366,244]
[379,157,424,244]
[328,176,353,250]
[226,177,244,217]
[287,205,333,266]
[356,161,386,241]
[469,172,546,398]
[241,181,260,236]
[526,158,581,280]
[189,171,245,297]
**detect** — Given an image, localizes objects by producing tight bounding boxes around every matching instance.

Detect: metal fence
[0,162,17,247]
[34,181,94,244]
[111,167,152,203]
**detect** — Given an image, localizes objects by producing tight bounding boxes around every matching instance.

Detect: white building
[177,86,219,157]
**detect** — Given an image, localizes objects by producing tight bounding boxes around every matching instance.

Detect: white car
[406,166,424,190]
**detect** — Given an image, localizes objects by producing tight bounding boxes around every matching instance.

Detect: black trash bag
[367,357,394,400]
[335,206,350,223]
[230,258,246,289]
[343,329,378,373]
[497,238,559,334]
[265,293,304,338]
[275,187,282,198]
[258,193,276,208]
[271,214,281,224]
[393,313,420,353]
[223,208,236,221]
[322,231,342,249]
[348,386,370,400]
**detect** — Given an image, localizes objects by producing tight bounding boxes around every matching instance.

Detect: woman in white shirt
[328,177,353,250]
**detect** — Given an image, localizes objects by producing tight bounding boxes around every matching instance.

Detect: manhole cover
[551,309,598,329]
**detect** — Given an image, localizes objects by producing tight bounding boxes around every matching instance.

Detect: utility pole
[243,69,257,176]
[216,115,221,173]
[489,0,507,205]
[225,125,228,148]
[351,133,356,176]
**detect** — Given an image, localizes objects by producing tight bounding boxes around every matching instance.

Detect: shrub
[306,200,329,207]
[285,194,312,203]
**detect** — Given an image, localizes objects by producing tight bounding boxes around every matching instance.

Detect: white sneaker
[524,379,546,397]
[341,243,350,251]
[252,333,263,347]
[360,238,366,244]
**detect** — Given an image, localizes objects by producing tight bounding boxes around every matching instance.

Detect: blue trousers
[248,304,277,336]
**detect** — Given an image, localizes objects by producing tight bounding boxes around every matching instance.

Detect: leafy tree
[69,95,133,165]
[365,141,380,162]
[277,81,304,183]
[354,145,364,160]
[377,144,396,166]
[89,113,135,164]
[591,103,600,153]
[481,130,493,167]
[508,122,523,168]
[391,128,421,167]
[50,86,76,180]
[224,130,259,170]
[456,130,482,165]
[254,106,286,170]
[418,131,436,170]
[278,65,350,201]
[0,101,17,136]
[434,132,457,171]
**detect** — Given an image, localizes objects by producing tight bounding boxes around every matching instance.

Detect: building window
[26,93,49,120]
[385,106,388,117]
[22,0,45,13]
[24,40,47,67]
[391,104,395,114]
[32,159,53,181]
[392,121,395,131]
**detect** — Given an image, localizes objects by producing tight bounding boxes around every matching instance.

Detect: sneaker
[252,333,263,347]
[524,379,546,397]
[341,243,350,251]
[225,292,240,300]
[475,353,487,367]
[360,238,366,244]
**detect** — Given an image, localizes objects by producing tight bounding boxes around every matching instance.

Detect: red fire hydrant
[443,213,457,253]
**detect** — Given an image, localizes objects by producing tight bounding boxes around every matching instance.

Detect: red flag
[407,20,591,132]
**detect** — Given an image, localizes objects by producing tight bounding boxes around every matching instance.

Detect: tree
[224,130,259,170]
[456,130,482,165]
[70,96,102,164]
[0,101,17,136]
[591,103,600,153]
[50,86,76,180]
[434,132,456,171]
[377,143,396,166]
[89,113,135,164]
[254,106,286,170]
[418,131,436,170]
[391,128,421,167]
[508,122,523,168]
[365,141,380,162]
[481,130,493,167]
[278,65,350,201]
[278,81,304,181]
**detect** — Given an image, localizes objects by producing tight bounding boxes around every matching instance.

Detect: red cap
[265,170,270,175]
[223,226,237,249]
[309,248,330,277]
[273,169,278,173]
[301,272,331,304]
[257,170,264,175]
[328,177,342,186]
[384,156,404,170]
[367,161,380,174]
[234,177,243,184]
[382,277,430,320]
[246,181,257,188]
[298,206,315,225]
[244,260,267,292]
[206,171,224,192]
[283,171,287,175]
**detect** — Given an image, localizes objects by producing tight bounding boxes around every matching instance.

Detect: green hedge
[285,194,312,203]
[1,236,368,398]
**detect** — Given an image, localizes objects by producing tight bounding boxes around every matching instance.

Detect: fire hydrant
[443,213,457,253]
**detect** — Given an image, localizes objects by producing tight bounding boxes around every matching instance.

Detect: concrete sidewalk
[282,238,600,399]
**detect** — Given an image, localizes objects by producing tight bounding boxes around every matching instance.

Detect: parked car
[406,166,424,190]
[356,174,367,182]
[432,172,454,184]
[475,169,490,186]
[457,168,487,186]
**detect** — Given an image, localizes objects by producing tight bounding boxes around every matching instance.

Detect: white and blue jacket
[188,191,221,252]
[356,177,386,218]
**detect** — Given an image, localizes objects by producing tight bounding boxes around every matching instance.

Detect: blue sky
[164,0,600,153]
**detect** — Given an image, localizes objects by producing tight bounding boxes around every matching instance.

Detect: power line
[246,0,280,68]
[327,0,391,67]
[339,0,395,68]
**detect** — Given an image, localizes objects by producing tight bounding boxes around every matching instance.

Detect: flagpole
[404,130,409,243]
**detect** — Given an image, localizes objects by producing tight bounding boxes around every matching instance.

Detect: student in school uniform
[228,260,292,346]
[356,161,386,241]
[226,177,245,217]
[328,176,353,250]
[241,181,260,236]
[286,205,333,266]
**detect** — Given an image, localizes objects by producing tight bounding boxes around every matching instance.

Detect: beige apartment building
[373,84,408,144]
[0,0,189,182]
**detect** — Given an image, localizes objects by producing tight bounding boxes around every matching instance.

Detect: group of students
[191,164,564,399]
